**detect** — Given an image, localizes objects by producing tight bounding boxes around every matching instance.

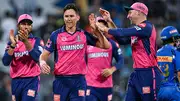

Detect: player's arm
[99,8,117,28]
[102,39,124,77]
[28,38,44,62]
[2,42,14,66]
[96,22,152,38]
[2,30,17,66]
[87,13,110,49]
[175,51,180,82]
[39,32,56,74]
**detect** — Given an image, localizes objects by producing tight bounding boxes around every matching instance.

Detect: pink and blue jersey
[108,20,157,68]
[2,34,43,78]
[45,26,97,75]
[86,39,123,88]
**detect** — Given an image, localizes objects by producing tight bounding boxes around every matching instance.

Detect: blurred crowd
[0,0,180,101]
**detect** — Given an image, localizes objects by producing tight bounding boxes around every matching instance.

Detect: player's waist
[55,74,85,78]
[161,83,178,87]
[12,76,38,79]
[134,66,158,71]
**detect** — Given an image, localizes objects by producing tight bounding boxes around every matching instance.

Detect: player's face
[18,21,32,34]
[175,37,180,48]
[127,10,139,24]
[64,9,80,29]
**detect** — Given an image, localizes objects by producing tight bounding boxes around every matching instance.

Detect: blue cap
[160,26,180,40]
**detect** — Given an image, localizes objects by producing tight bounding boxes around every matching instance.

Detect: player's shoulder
[137,20,153,29]
[109,38,120,48]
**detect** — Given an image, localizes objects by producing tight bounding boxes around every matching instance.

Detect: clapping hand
[99,8,112,22]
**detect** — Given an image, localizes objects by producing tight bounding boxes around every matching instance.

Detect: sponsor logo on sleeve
[117,48,122,55]
[134,26,142,31]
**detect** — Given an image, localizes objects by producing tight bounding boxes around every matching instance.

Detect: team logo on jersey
[27,89,35,97]
[142,86,150,94]
[61,36,67,41]
[76,35,81,42]
[78,90,85,96]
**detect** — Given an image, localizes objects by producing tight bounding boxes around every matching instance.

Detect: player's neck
[66,26,76,34]
[135,17,147,25]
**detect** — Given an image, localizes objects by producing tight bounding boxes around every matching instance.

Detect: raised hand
[99,8,112,22]
[96,22,109,33]
[9,29,17,46]
[89,13,96,30]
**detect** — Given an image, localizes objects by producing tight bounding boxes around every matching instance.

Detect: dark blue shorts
[53,74,86,101]
[11,76,39,101]
[86,86,112,101]
[157,85,180,101]
[125,67,162,101]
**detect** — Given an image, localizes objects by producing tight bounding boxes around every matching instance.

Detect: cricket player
[96,2,163,101]
[85,16,124,101]
[39,3,110,101]
[2,14,44,101]
[157,26,180,101]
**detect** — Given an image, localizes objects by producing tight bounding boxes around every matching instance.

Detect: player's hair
[98,20,108,27]
[63,3,79,15]
[162,36,180,45]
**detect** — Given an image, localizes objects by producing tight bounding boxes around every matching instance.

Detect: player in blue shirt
[157,26,180,101]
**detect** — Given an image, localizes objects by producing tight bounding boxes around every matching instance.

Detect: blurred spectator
[1,11,16,42]
[0,74,11,101]
[32,7,46,35]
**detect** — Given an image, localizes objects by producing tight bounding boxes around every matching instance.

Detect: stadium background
[0,0,179,101]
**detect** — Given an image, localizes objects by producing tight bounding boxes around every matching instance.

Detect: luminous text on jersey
[14,51,29,57]
[88,52,109,58]
[60,44,84,51]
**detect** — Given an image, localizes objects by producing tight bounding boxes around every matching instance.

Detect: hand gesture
[89,13,96,30]
[40,60,51,74]
[9,29,18,46]
[18,29,29,42]
[99,8,112,22]
[96,22,109,33]
[101,68,113,77]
